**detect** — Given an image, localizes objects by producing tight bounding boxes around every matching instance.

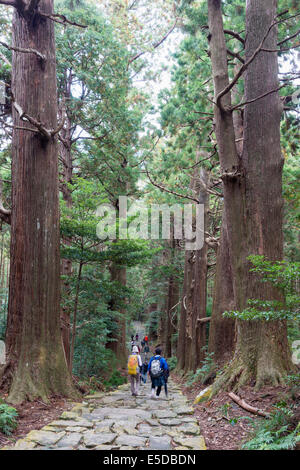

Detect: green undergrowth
[77,368,127,395]
[0,403,18,436]
[242,401,300,450]
[186,350,217,386]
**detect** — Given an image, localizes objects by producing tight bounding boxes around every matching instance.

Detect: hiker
[127,345,142,396]
[135,333,139,342]
[144,342,150,355]
[148,347,169,399]
[140,360,148,385]
[141,338,145,349]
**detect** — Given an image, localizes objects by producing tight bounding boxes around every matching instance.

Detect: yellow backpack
[128,354,138,375]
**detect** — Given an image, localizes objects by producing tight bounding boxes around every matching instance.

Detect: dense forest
[0,0,299,452]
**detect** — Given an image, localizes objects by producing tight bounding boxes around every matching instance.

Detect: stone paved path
[3,379,206,450]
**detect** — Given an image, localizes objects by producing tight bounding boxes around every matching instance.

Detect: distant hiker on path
[148,347,169,399]
[127,345,142,396]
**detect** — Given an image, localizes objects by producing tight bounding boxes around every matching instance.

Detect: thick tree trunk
[208,0,293,391]
[1,1,76,403]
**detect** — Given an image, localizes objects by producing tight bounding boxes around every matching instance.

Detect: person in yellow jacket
[127,345,142,396]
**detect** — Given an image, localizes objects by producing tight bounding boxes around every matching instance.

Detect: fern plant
[243,405,300,450]
[186,349,216,386]
[0,404,18,435]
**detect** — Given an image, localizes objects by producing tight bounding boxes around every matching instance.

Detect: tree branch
[224,29,245,45]
[216,17,278,109]
[0,40,45,61]
[231,84,286,111]
[0,117,39,134]
[278,28,300,46]
[10,91,63,139]
[129,19,178,64]
[145,166,199,203]
[38,12,87,28]
[227,48,244,64]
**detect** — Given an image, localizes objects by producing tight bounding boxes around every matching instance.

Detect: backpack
[128,354,138,375]
[150,357,162,378]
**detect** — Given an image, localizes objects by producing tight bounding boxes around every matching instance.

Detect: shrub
[168,356,177,371]
[242,405,300,450]
[0,404,18,435]
[186,349,216,386]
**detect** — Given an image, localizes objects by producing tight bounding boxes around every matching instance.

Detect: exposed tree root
[211,354,292,397]
[1,356,80,405]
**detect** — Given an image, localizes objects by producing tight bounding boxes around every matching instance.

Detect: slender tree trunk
[1,0,76,403]
[191,169,209,370]
[69,260,83,373]
[60,107,73,369]
[164,236,179,358]
[208,0,293,391]
[177,169,209,371]
[185,169,209,372]
[107,261,127,365]
[208,211,236,364]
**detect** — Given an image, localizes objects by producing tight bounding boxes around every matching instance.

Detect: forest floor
[1,379,206,450]
[1,372,298,450]
[175,375,297,450]
[0,396,73,448]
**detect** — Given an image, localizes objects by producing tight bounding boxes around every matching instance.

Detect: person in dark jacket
[147,348,169,399]
[140,360,148,384]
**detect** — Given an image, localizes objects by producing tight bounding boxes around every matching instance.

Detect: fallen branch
[228,392,269,418]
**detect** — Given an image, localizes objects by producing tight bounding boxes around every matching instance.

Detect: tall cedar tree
[0,0,76,403]
[208,0,293,390]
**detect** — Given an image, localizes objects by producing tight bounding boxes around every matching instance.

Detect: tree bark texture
[2,0,76,403]
[208,0,293,390]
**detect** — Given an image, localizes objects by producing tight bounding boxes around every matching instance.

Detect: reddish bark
[1,0,76,403]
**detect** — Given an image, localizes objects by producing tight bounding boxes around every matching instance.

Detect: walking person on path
[140,359,148,385]
[148,347,169,399]
[127,345,142,396]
